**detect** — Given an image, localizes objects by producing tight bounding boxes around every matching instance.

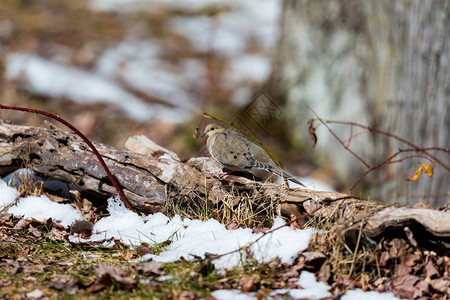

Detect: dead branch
[0,122,449,241]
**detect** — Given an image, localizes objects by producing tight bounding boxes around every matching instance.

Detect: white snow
[5,53,189,124]
[168,16,246,57]
[211,289,256,300]
[0,180,83,227]
[226,54,272,84]
[77,197,314,269]
[0,180,20,207]
[95,41,201,110]
[8,195,83,227]
[342,289,400,300]
[271,271,331,299]
[166,0,280,55]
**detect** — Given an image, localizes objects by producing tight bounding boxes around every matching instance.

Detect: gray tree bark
[271,0,449,207]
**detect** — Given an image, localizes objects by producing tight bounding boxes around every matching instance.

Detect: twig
[308,113,449,192]
[309,111,370,168]
[315,119,449,172]
[0,104,134,211]
[349,148,445,193]
[343,129,370,147]
[389,155,432,164]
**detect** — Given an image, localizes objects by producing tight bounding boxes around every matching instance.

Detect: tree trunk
[271,0,449,207]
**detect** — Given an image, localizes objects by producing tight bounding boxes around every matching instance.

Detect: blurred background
[0,0,448,207]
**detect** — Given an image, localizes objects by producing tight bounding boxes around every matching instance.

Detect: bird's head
[201,123,225,138]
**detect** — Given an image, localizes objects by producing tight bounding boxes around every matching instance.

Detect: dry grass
[163,182,281,229]
[8,169,44,197]
[306,201,385,290]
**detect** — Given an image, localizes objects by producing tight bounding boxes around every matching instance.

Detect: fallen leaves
[134,261,164,276]
[392,274,423,298]
[49,275,80,294]
[0,213,140,296]
[1,205,450,299]
[87,263,137,292]
[429,278,450,294]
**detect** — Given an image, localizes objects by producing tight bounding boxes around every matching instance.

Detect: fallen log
[0,121,448,242]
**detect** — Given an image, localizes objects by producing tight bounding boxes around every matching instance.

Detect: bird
[201,123,305,187]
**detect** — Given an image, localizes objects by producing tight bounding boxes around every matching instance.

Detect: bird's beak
[201,131,207,138]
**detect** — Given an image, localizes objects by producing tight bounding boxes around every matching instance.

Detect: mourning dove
[201,123,305,187]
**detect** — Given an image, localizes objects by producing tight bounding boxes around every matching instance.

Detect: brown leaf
[391,274,421,299]
[395,241,417,277]
[318,262,331,283]
[430,278,450,294]
[27,218,65,231]
[120,251,137,260]
[91,263,137,291]
[13,219,28,230]
[407,165,422,181]
[0,220,14,228]
[177,291,196,300]
[135,243,155,255]
[134,261,164,275]
[226,220,239,230]
[379,251,390,267]
[29,227,41,238]
[415,280,429,296]
[389,239,406,258]
[404,252,420,267]
[51,229,65,243]
[308,119,318,147]
[49,275,79,294]
[241,276,256,292]
[29,264,45,274]
[425,261,439,278]
[281,268,300,281]
[172,290,196,300]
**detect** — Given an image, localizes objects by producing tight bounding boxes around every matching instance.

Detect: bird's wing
[209,130,257,170]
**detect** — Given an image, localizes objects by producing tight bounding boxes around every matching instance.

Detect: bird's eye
[210,127,215,131]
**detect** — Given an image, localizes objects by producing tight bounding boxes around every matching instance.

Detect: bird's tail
[256,161,306,187]
[281,169,306,187]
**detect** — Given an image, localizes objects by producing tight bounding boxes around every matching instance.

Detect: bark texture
[271,0,449,207]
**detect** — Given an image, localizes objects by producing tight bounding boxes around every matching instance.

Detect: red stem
[349,148,438,193]
[0,104,134,211]
[310,112,371,168]
[321,120,449,172]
